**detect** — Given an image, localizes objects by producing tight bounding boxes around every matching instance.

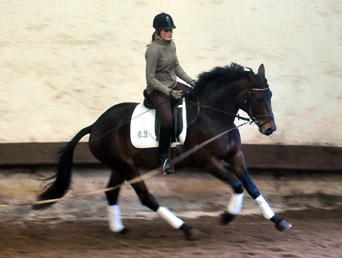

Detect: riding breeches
[148,82,188,129]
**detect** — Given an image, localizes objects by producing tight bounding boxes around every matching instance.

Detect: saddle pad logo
[137,130,148,139]
[130,101,187,149]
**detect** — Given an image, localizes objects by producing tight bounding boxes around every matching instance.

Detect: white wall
[1,0,341,146]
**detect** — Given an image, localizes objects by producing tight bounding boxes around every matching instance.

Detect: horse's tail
[32,125,92,210]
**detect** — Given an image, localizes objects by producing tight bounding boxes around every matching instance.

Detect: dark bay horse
[33,63,291,239]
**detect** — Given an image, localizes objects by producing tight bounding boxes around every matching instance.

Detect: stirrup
[161,157,174,175]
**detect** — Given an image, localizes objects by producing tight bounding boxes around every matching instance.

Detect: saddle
[129,91,187,149]
[143,90,184,141]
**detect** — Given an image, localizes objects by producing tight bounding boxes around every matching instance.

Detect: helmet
[153,13,176,30]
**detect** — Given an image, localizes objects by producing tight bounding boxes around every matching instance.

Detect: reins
[184,86,272,127]
[185,98,251,125]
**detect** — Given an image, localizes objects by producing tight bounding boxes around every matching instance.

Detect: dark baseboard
[0,142,341,170]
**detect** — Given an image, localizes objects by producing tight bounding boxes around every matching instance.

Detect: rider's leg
[148,90,174,174]
[158,125,174,174]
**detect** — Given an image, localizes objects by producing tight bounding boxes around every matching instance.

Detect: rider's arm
[145,47,171,95]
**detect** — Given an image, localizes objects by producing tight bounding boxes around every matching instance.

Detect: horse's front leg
[227,150,292,232]
[203,157,246,224]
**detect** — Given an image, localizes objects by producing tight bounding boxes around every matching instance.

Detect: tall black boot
[158,126,174,174]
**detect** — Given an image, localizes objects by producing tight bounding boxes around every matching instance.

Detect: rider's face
[160,29,173,41]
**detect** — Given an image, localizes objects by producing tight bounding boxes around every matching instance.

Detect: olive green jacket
[145,34,193,95]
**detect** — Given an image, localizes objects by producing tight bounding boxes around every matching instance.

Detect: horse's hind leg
[115,163,195,240]
[228,150,292,231]
[105,171,128,233]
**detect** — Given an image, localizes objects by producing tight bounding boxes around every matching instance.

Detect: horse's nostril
[265,128,274,135]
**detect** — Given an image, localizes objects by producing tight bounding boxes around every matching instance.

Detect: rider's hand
[169,90,183,100]
[189,80,196,88]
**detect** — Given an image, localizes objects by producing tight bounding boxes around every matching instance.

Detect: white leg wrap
[254,195,275,220]
[107,205,125,232]
[157,207,184,229]
[227,193,244,215]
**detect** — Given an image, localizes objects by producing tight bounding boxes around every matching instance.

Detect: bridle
[243,75,275,127]
[185,94,251,126]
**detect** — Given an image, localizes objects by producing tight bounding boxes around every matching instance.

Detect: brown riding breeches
[148,82,188,129]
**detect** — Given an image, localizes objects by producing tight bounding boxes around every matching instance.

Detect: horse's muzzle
[259,120,276,136]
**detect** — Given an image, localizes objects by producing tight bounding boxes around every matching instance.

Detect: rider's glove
[189,80,196,88]
[169,90,183,100]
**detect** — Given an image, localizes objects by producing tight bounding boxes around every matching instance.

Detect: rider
[145,12,196,174]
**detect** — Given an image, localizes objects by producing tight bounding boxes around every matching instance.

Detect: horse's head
[241,64,276,136]
[192,63,276,135]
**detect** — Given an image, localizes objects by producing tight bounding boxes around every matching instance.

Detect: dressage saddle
[143,90,184,143]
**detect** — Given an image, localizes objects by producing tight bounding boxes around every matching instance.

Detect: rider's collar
[155,34,172,46]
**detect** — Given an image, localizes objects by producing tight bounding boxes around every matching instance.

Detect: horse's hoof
[275,220,292,232]
[220,211,235,225]
[183,227,200,241]
[180,224,198,241]
[119,228,130,235]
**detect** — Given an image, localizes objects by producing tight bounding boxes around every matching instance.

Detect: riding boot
[158,126,174,174]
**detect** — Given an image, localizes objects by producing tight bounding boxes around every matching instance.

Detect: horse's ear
[258,64,265,76]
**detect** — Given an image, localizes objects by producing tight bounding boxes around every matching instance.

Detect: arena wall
[1,1,341,167]
[1,142,341,170]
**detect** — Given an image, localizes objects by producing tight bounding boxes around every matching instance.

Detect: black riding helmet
[153,13,176,30]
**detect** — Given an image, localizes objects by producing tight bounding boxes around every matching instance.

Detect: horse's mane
[194,63,250,93]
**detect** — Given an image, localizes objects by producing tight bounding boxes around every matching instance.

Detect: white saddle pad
[130,99,187,149]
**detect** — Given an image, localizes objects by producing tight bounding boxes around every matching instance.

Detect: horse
[33,63,291,240]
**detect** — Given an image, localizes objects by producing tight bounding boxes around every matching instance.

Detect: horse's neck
[195,82,240,124]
